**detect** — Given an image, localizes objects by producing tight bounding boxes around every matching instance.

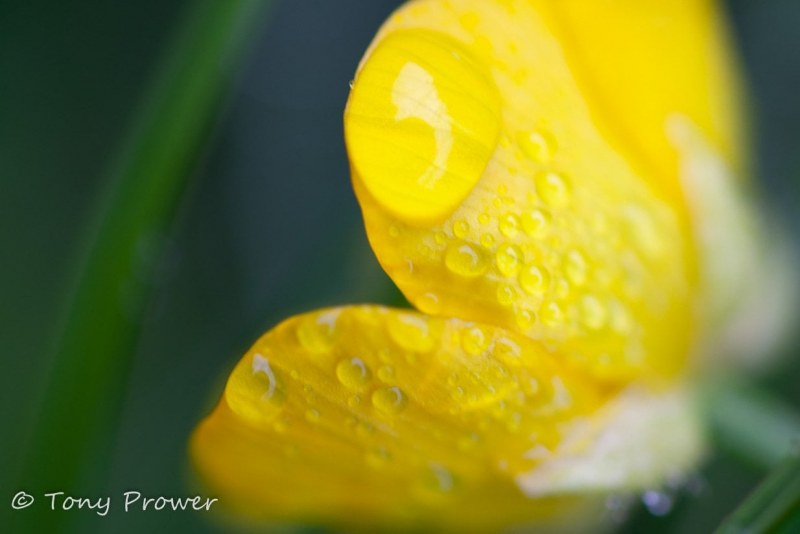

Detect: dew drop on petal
[372,386,408,414]
[336,357,372,390]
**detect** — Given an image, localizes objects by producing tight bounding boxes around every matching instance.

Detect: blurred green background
[1,0,798,532]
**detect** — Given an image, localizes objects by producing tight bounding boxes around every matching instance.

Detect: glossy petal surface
[345,0,701,383]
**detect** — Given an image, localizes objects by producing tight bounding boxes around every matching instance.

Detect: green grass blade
[704,375,800,470]
[13,0,272,527]
[716,448,800,534]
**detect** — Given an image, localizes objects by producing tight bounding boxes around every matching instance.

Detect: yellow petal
[551,0,746,205]
[345,0,697,383]
[192,305,621,529]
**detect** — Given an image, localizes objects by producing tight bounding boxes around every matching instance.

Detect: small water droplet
[494,336,522,359]
[499,213,520,237]
[461,326,489,356]
[519,264,549,294]
[478,212,491,225]
[536,171,570,207]
[521,209,550,238]
[495,244,523,276]
[480,233,495,248]
[519,130,555,163]
[377,365,395,382]
[336,357,372,390]
[453,219,470,238]
[372,386,408,414]
[496,284,518,306]
[445,242,489,277]
[388,224,400,238]
[418,292,441,313]
[296,310,339,354]
[515,308,536,329]
[348,395,362,408]
[541,301,563,326]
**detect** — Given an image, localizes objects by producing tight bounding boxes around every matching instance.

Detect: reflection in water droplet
[372,386,408,414]
[251,353,285,405]
[445,242,489,277]
[336,357,372,390]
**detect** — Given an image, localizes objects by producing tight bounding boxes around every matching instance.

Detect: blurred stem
[716,448,800,534]
[704,375,800,470]
[15,0,271,527]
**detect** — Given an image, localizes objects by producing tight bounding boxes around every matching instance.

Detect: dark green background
[1,1,798,532]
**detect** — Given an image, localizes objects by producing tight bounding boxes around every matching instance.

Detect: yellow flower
[191,0,782,531]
